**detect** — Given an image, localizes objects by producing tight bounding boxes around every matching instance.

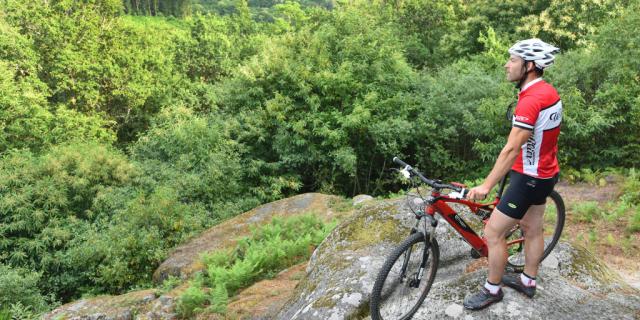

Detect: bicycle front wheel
[370,232,439,320]
[506,190,566,271]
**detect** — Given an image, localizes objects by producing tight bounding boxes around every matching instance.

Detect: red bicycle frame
[424,178,520,257]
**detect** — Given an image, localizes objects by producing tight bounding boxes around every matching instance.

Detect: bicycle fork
[402,214,438,288]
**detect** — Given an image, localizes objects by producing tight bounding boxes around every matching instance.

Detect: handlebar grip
[392,157,409,168]
[461,188,469,198]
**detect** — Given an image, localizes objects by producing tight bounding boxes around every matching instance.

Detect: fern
[179,213,336,317]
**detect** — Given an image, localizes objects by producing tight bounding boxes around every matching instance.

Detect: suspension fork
[401,214,437,285]
[418,214,437,281]
[399,220,421,280]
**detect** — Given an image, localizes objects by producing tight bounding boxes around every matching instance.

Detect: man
[463,38,562,310]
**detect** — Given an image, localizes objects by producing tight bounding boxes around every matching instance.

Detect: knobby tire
[370,232,439,320]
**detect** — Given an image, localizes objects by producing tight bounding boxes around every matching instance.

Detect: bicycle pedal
[470,248,482,259]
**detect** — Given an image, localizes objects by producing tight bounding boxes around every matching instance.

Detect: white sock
[521,272,536,287]
[484,280,501,295]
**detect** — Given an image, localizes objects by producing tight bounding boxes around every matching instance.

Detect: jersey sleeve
[512,96,539,131]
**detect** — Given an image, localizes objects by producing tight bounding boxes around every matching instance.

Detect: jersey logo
[515,115,530,122]
[508,203,517,209]
[549,112,560,121]
[525,136,536,165]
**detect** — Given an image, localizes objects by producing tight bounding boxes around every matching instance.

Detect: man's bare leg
[485,208,519,284]
[519,204,545,277]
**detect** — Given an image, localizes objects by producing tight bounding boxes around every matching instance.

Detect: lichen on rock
[276,196,640,320]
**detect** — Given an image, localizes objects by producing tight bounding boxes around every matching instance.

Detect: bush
[0,17,115,153]
[621,169,640,205]
[0,264,49,314]
[216,6,423,195]
[0,143,139,300]
[131,106,284,216]
[67,186,210,294]
[628,209,640,233]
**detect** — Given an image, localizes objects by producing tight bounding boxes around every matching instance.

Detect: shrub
[0,143,138,300]
[131,106,290,216]
[0,264,49,314]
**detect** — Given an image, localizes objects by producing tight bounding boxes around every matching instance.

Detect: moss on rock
[336,202,406,251]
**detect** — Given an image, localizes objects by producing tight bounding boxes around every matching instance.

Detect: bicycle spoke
[374,234,438,320]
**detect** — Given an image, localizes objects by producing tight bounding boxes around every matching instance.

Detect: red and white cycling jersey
[511,78,562,178]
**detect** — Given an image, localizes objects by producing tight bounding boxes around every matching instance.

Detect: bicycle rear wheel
[506,190,565,271]
[370,232,439,320]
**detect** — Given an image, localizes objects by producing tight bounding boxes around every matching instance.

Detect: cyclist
[463,38,562,310]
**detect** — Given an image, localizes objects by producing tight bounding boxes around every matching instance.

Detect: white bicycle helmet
[508,38,560,70]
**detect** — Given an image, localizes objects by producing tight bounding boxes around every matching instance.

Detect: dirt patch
[195,263,308,320]
[465,257,488,273]
[554,181,621,203]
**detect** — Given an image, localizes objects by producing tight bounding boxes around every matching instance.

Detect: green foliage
[548,2,640,168]
[216,6,422,195]
[3,0,182,143]
[572,201,599,223]
[124,0,192,17]
[0,17,115,153]
[177,213,336,317]
[628,209,640,233]
[175,278,208,318]
[621,169,640,205]
[0,143,138,300]
[207,284,229,314]
[84,186,209,293]
[516,0,627,50]
[1,0,640,313]
[158,276,182,295]
[620,168,640,232]
[0,142,212,302]
[130,106,283,214]
[561,167,621,185]
[0,265,49,314]
[206,214,334,295]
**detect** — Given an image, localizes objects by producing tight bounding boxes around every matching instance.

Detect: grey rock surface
[353,194,374,206]
[275,197,640,320]
[42,289,179,320]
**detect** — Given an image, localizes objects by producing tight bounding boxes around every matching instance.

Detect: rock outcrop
[153,193,346,283]
[275,197,640,320]
[43,193,640,320]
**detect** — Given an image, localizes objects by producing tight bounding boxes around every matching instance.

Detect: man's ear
[526,61,535,72]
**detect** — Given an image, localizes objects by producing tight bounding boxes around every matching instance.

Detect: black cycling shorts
[496,170,559,220]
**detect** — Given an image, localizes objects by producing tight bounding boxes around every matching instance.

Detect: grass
[572,201,599,223]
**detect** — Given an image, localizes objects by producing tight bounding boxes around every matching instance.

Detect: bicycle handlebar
[393,157,469,198]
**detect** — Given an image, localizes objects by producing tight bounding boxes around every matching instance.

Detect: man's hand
[467,184,491,200]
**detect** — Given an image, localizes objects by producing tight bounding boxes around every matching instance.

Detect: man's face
[504,54,526,82]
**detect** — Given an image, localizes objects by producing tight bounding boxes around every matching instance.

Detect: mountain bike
[369,157,565,320]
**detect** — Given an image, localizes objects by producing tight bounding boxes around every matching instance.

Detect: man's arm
[467,127,532,200]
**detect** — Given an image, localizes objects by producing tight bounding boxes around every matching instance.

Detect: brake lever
[400,167,411,179]
[448,189,469,200]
